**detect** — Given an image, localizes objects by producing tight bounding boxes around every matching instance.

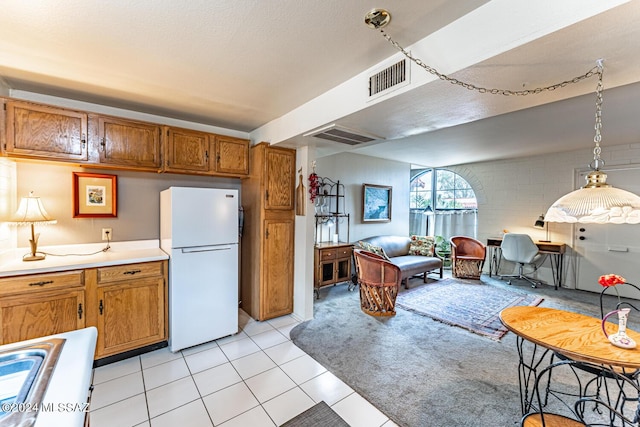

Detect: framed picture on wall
[73,172,117,218]
[362,183,392,222]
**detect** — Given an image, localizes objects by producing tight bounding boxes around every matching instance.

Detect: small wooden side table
[314,242,353,298]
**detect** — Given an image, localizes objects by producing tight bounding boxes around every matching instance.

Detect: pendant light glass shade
[545,181,640,224]
[544,61,640,225]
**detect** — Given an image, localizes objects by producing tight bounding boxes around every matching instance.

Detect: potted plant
[435,236,452,268]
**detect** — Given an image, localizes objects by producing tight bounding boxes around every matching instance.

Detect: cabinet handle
[99,299,104,315]
[123,269,142,275]
[29,280,53,287]
[81,133,86,147]
[78,303,83,320]
[100,138,106,151]
[205,150,209,162]
[216,154,221,163]
[265,190,269,201]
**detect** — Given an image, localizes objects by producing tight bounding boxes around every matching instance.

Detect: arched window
[410,168,478,239]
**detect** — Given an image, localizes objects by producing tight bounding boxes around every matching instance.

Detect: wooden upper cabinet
[265,146,296,210]
[4,100,88,161]
[96,116,161,171]
[215,136,249,175]
[163,129,249,177]
[1,98,248,177]
[164,127,213,174]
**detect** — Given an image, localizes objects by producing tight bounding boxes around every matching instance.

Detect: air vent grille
[369,59,407,97]
[304,125,381,145]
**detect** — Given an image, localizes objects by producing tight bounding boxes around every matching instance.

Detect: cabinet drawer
[319,249,337,261]
[335,247,352,258]
[0,271,85,296]
[97,261,163,284]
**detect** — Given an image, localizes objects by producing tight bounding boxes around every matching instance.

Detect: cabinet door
[0,289,85,345]
[265,147,295,210]
[5,101,88,161]
[97,116,161,170]
[164,127,213,173]
[95,277,165,357]
[335,257,352,283]
[215,136,249,175]
[262,218,294,319]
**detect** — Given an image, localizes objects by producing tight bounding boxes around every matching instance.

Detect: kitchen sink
[0,338,65,427]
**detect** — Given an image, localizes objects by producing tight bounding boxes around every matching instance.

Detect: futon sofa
[357,235,443,287]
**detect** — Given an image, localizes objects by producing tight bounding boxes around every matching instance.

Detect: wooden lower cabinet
[95,277,165,358]
[90,260,167,359]
[0,260,167,359]
[261,217,295,319]
[0,289,85,345]
[0,270,86,345]
[314,243,353,297]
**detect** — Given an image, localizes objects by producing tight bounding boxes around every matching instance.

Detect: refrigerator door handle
[181,246,232,254]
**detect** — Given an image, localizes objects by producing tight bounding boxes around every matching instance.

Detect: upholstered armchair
[450,236,486,280]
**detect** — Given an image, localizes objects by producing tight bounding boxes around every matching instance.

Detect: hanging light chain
[591,61,605,169]
[378,28,600,97]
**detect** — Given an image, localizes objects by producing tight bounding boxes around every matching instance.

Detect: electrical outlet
[102,228,112,241]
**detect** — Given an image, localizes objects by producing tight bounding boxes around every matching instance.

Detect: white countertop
[0,240,168,277]
[0,327,98,427]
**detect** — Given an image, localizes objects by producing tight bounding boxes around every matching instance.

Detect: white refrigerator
[160,187,239,352]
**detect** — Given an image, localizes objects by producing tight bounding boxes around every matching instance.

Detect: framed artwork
[73,172,117,218]
[362,184,392,222]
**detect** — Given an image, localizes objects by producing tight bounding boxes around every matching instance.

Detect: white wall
[447,141,640,288]
[14,162,241,248]
[315,152,410,241]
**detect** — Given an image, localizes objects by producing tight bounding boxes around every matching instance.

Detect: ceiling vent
[368,58,408,98]
[304,124,382,146]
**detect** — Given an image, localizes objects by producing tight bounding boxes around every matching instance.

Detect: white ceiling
[1,0,639,167]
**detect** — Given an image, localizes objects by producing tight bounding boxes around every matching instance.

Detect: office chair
[500,233,543,288]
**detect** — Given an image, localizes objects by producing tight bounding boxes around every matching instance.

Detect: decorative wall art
[363,183,391,222]
[73,172,117,218]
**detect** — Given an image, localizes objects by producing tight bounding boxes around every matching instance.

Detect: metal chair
[521,358,640,427]
[353,248,402,317]
[450,236,486,279]
[500,233,544,288]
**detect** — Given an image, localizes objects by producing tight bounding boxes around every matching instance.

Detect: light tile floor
[89,310,398,427]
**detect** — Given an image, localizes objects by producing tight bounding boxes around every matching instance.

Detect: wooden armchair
[450,236,486,279]
[353,249,402,317]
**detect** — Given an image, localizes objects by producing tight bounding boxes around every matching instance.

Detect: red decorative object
[598,274,626,287]
[309,172,320,202]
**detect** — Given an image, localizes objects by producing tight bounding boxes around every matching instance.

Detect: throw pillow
[409,235,435,256]
[357,241,390,260]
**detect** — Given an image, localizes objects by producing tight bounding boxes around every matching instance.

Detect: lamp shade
[8,192,57,225]
[544,186,640,224]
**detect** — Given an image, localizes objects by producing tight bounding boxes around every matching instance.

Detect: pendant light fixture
[364,9,640,225]
[544,61,640,224]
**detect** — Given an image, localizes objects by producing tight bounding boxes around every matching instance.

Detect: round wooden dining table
[500,305,640,422]
[500,306,640,369]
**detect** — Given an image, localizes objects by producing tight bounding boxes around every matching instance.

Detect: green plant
[434,235,451,254]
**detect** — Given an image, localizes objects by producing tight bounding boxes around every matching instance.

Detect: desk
[487,237,566,289]
[500,306,640,418]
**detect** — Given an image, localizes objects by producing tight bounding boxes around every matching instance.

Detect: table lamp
[534,214,550,242]
[7,191,57,261]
